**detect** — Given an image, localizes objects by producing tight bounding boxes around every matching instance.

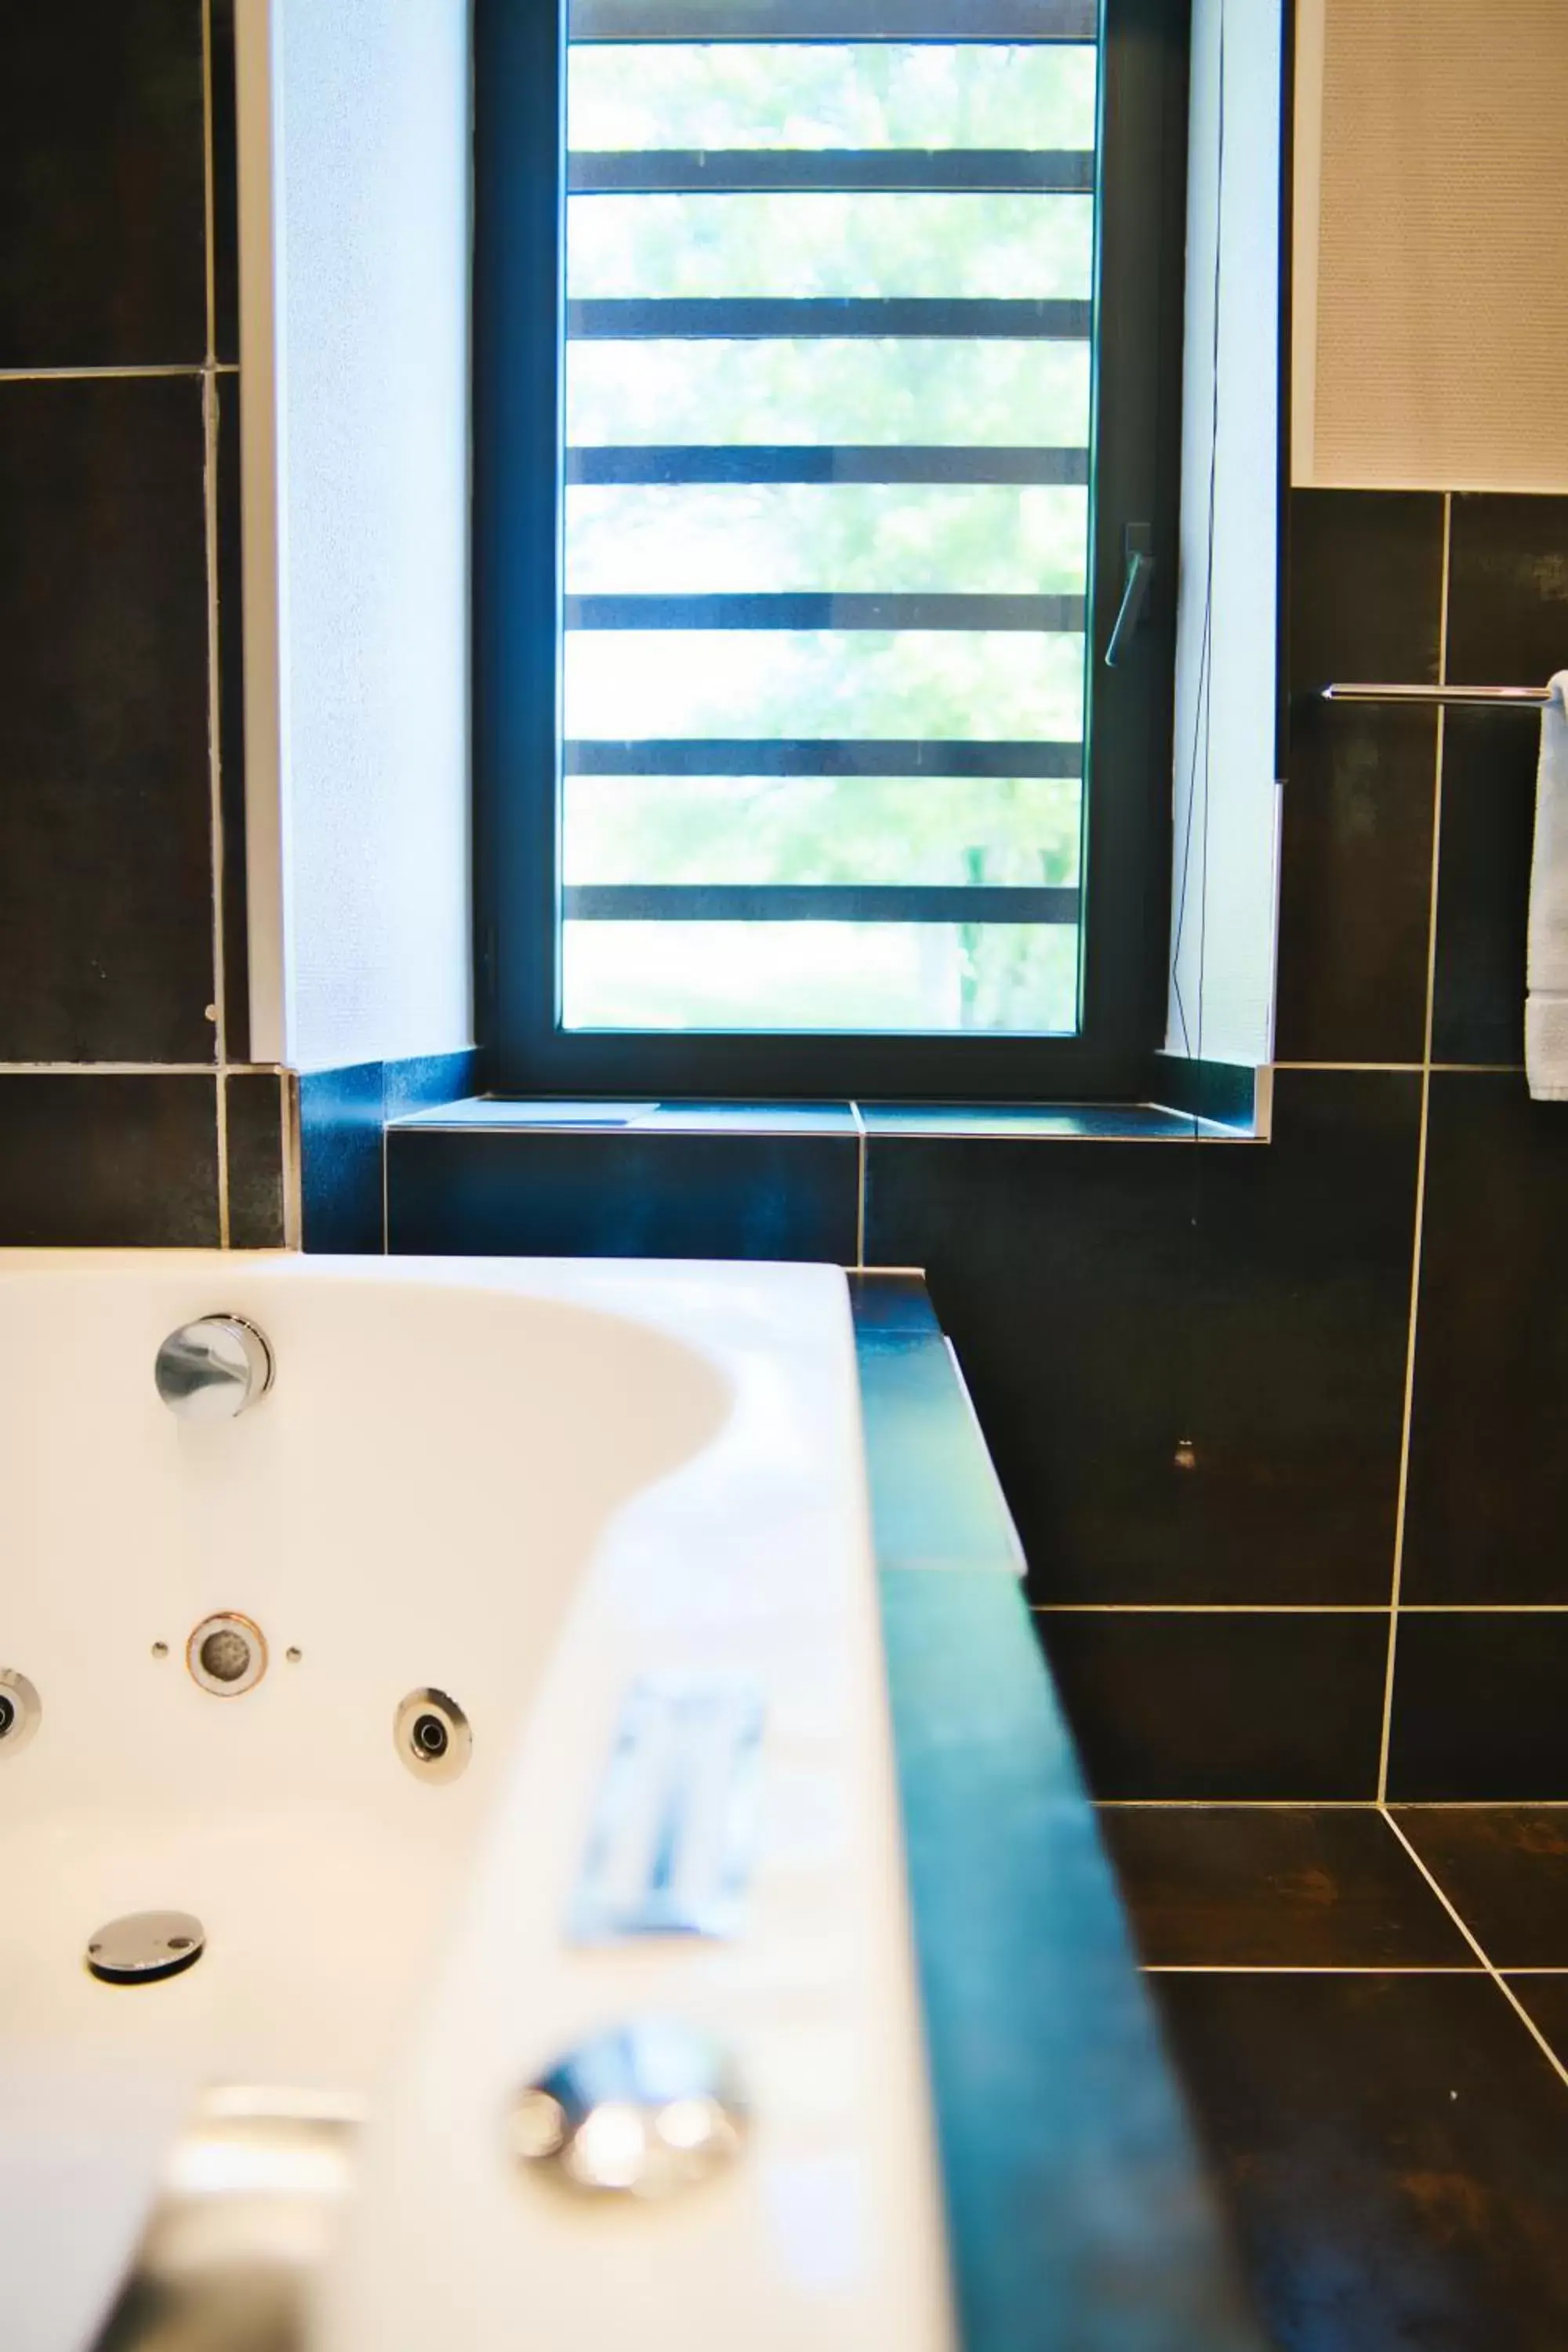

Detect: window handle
[1104,524,1155,667]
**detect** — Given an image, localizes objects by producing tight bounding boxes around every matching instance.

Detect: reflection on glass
[568,43,1096,153]
[559,31,1099,1038]
[563,922,1080,1033]
[568,193,1091,301]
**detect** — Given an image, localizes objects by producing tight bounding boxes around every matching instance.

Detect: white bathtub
[0,1251,953,2352]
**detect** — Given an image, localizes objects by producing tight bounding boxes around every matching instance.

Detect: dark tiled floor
[1102,1805,1472,1969]
[1392,1809,1568,1970]
[1103,1805,1568,2351]
[1507,1976,1568,2073]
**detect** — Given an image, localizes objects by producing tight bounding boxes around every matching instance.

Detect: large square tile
[0,3,208,367]
[1446,494,1568,691]
[1386,1616,1568,1802]
[1154,1973,1568,2352]
[226,1072,290,1250]
[1403,1073,1568,1602]
[1036,1613,1388,1801]
[1101,1806,1473,1969]
[1276,491,1444,1065]
[1432,707,1534,1067]
[864,1072,1419,1604]
[0,378,215,1062]
[0,1075,218,1246]
[1392,1808,1568,1969]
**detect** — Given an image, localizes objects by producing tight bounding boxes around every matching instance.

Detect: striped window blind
[560,0,1100,1036]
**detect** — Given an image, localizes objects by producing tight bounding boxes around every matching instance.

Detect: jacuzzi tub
[0,1250,953,2352]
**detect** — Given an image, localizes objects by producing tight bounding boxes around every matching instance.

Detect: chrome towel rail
[1321,682,1554,708]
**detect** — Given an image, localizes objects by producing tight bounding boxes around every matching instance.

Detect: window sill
[390,1089,1262,1145]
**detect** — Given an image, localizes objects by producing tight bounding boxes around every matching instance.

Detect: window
[476,0,1189,1098]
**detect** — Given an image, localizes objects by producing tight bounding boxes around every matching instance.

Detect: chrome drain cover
[86,1911,205,1985]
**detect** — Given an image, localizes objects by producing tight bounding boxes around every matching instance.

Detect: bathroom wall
[0,1,291,1249]
[871,486,1568,1802]
[6,5,1567,1802]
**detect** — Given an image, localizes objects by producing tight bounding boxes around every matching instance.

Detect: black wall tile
[0,377,216,1062]
[863,1073,1418,1605]
[226,1071,289,1249]
[1154,1973,1568,2352]
[0,2,208,368]
[1392,1807,1568,1969]
[1276,491,1443,1064]
[1431,707,1534,1066]
[216,376,250,1063]
[866,1126,1197,1595]
[1386,1615,1568,1801]
[210,0,241,365]
[1036,1613,1388,1801]
[300,1062,387,1255]
[1446,493,1568,688]
[1182,1071,1418,1602]
[0,1075,217,1245]
[1403,1074,1568,1602]
[1101,1806,1473,1969]
[387,1125,859,1262]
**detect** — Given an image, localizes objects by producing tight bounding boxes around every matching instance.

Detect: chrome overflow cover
[87,1911,206,1985]
[155,1316,274,1421]
[509,2020,746,2199]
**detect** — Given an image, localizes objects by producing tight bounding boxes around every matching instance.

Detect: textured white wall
[247,0,472,1070]
[1297,0,1568,492]
[1165,0,1283,1071]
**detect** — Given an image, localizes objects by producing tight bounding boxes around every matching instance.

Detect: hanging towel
[1526,673,1568,1100]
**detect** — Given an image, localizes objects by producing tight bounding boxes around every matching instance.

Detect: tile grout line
[1142,1962,1483,1975]
[0,1062,284,1076]
[1032,1602,1568,1614]
[0,365,237,382]
[199,0,230,1248]
[201,0,219,376]
[1272,1060,1519,1075]
[1377,491,1451,1802]
[850,1102,867,1269]
[1097,1797,1568,1809]
[1381,1807,1568,2090]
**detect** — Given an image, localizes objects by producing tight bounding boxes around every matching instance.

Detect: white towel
[1526,672,1568,1101]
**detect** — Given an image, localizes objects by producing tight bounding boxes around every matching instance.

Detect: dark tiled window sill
[390,1096,1261,1142]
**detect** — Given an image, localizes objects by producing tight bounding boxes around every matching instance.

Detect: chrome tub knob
[509,2021,746,2200]
[154,1316,274,1421]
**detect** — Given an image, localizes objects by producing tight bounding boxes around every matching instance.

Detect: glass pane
[568,485,1088,594]
[558,28,1098,1037]
[568,191,1091,300]
[563,921,1080,1033]
[567,338,1091,447]
[568,42,1096,151]
[565,630,1085,741]
[564,775,1083,885]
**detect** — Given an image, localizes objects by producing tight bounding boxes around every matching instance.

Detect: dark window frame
[473,0,1190,1102]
